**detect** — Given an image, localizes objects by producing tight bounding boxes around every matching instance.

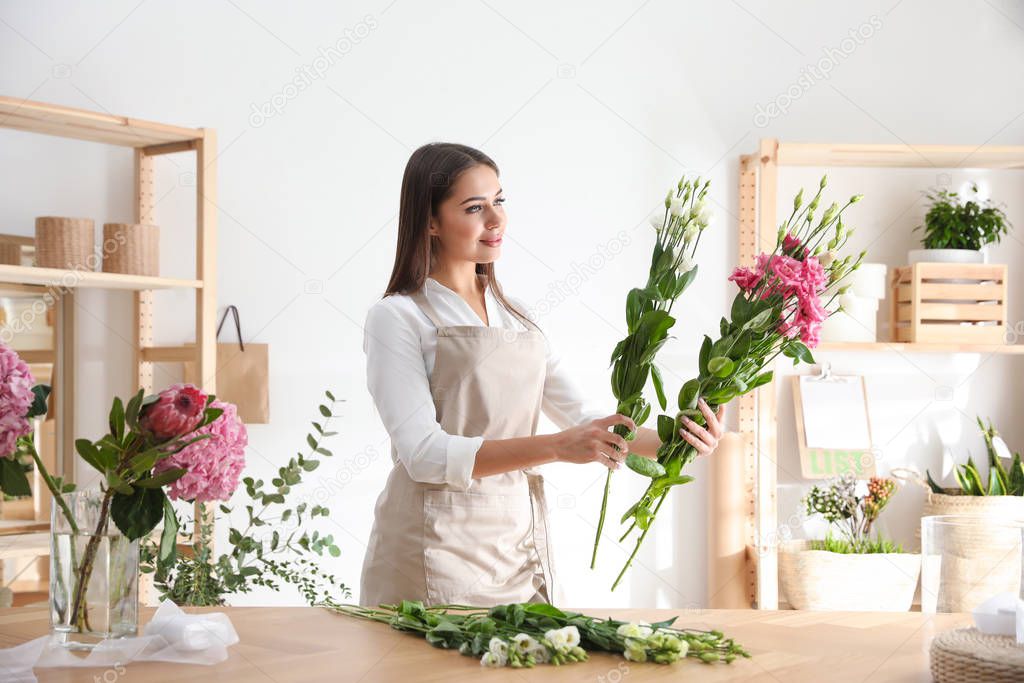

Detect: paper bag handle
[216,305,245,352]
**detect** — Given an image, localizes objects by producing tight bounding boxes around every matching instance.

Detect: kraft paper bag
[185,305,270,424]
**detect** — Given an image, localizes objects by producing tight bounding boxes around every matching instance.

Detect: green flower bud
[819,174,828,189]
[850,194,863,203]
[793,188,804,211]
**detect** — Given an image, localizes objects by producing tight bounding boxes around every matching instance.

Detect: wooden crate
[890,262,1008,344]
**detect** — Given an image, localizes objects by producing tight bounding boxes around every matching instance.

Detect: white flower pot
[778,540,920,611]
[907,248,985,264]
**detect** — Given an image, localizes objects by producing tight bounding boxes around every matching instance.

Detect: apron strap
[409,288,445,329]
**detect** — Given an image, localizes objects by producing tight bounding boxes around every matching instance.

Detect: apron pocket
[422,488,540,604]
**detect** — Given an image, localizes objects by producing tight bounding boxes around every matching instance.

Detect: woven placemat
[931,627,1024,682]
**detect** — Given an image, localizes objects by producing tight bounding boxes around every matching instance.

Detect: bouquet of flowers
[324,599,750,668]
[142,390,351,606]
[591,174,712,568]
[0,359,232,632]
[606,175,866,589]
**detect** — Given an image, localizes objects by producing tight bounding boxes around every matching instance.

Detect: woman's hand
[553,414,636,470]
[679,398,726,456]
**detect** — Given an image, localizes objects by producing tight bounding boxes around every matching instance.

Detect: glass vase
[49,489,139,649]
[920,514,1024,614]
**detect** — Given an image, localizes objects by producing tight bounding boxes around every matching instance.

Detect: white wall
[1,0,1022,608]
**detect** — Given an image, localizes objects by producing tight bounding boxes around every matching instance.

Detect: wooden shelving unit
[0,95,218,602]
[718,138,1024,611]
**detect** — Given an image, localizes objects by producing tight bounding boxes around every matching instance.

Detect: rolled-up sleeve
[363,302,482,490]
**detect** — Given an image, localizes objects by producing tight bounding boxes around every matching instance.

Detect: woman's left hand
[679,398,726,456]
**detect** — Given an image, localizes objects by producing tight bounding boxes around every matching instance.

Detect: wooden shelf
[815,341,1024,354]
[774,142,1024,170]
[0,96,203,147]
[0,264,201,290]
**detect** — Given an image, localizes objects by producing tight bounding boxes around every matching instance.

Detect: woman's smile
[481,234,503,247]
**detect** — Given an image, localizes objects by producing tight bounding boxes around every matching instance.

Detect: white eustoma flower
[528,643,551,663]
[616,622,653,639]
[677,255,696,274]
[623,644,648,662]
[512,633,538,654]
[818,250,835,267]
[544,628,569,651]
[682,223,699,244]
[480,651,505,667]
[649,211,666,232]
[696,202,713,228]
[488,636,509,662]
[669,196,685,217]
[562,626,581,648]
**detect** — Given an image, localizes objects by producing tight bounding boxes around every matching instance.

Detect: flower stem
[25,439,77,534]
[611,490,668,591]
[590,469,613,569]
[69,487,114,632]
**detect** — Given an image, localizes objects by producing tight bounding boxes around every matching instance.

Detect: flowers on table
[592,173,713,569]
[604,175,866,589]
[325,599,750,669]
[138,383,207,440]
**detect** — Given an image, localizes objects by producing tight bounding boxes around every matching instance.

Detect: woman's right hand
[553,414,636,470]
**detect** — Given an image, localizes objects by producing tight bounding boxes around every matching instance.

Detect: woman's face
[429,164,506,265]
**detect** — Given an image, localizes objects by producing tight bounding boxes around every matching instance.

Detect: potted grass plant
[778,473,920,611]
[909,182,1012,264]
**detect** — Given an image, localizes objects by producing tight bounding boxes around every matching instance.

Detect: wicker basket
[34,217,95,270]
[931,628,1024,682]
[778,539,921,611]
[101,223,159,276]
[917,491,1024,540]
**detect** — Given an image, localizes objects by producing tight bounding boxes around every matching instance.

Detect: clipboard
[791,362,877,479]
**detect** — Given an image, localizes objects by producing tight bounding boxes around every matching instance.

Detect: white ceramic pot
[778,539,921,611]
[907,248,985,264]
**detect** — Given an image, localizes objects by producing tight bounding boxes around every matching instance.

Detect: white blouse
[363,277,608,491]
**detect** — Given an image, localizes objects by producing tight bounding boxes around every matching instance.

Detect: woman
[359,142,724,607]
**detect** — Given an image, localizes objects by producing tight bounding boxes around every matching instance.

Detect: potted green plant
[909,183,1012,264]
[778,474,920,611]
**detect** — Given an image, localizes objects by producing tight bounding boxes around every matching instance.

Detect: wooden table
[0,605,971,682]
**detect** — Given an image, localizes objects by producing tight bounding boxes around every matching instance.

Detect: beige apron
[359,285,559,607]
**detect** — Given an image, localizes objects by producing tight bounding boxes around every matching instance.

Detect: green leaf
[625,453,666,478]
[708,356,735,378]
[135,467,187,488]
[306,433,318,450]
[988,466,1007,496]
[742,308,773,332]
[108,396,125,444]
[678,378,701,411]
[1008,453,1024,496]
[522,603,567,619]
[156,495,179,579]
[325,390,336,401]
[650,365,667,411]
[105,470,134,495]
[698,335,712,375]
[75,439,112,473]
[27,384,51,420]
[657,414,675,443]
[318,404,331,418]
[783,341,815,365]
[0,457,31,497]
[925,469,945,494]
[750,371,774,389]
[124,389,146,431]
[111,486,166,540]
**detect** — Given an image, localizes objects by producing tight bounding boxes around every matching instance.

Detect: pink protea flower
[139,383,207,441]
[0,344,36,458]
[153,399,247,502]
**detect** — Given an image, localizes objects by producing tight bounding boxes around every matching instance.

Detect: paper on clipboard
[798,375,871,449]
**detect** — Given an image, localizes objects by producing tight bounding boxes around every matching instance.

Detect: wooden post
[754,139,780,610]
[195,129,218,548]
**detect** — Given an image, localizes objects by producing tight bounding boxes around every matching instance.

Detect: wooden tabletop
[0,605,971,682]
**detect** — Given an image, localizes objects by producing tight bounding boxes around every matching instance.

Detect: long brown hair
[384,142,536,331]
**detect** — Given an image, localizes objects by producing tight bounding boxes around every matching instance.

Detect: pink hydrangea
[0,344,36,458]
[153,399,247,502]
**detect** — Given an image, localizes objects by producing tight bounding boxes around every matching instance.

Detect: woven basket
[34,217,95,270]
[101,223,159,276]
[778,540,921,611]
[920,493,1024,538]
[931,628,1024,682]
